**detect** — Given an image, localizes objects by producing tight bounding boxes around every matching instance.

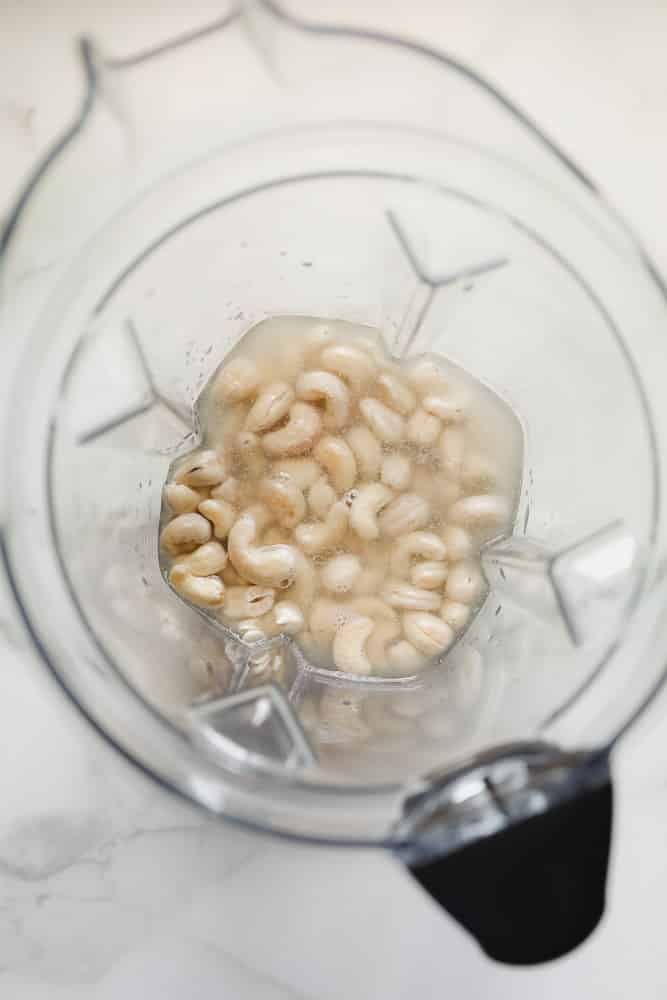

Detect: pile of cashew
[159,319,517,686]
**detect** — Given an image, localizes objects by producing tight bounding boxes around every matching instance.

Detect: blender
[2,0,667,965]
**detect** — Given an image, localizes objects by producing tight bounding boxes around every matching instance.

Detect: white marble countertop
[2,2,667,997]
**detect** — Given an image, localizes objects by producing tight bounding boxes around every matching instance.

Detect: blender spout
[392,743,612,964]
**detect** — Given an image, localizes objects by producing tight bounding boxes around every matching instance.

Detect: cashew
[221,563,246,586]
[441,600,471,631]
[359,398,404,445]
[438,427,465,479]
[296,370,351,430]
[295,500,348,555]
[318,689,370,744]
[261,402,322,457]
[235,431,267,478]
[381,580,442,612]
[258,474,306,528]
[304,321,336,363]
[228,504,298,588]
[213,357,261,404]
[223,585,275,619]
[381,453,412,491]
[272,457,321,490]
[168,565,225,607]
[461,453,497,491]
[320,343,376,394]
[285,550,318,610]
[375,371,417,415]
[321,554,362,595]
[390,531,447,576]
[433,475,463,510]
[406,408,442,448]
[349,596,398,621]
[350,567,385,596]
[366,620,402,670]
[308,476,336,519]
[445,561,486,605]
[271,601,305,635]
[175,450,226,488]
[349,483,394,541]
[406,358,449,395]
[236,618,268,643]
[262,525,291,546]
[332,616,374,675]
[386,640,426,675]
[403,612,454,657]
[164,483,203,514]
[173,540,228,576]
[245,381,295,432]
[447,495,510,537]
[440,524,473,562]
[345,425,383,479]
[313,436,357,493]
[422,393,468,424]
[309,598,351,646]
[198,499,237,540]
[160,512,212,556]
[211,477,254,507]
[378,492,431,537]
[411,561,449,590]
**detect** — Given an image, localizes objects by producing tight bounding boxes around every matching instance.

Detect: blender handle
[396,752,613,964]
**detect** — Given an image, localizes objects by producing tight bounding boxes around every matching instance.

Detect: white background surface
[1,2,667,997]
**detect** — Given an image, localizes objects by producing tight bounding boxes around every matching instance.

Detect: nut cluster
[160,320,514,677]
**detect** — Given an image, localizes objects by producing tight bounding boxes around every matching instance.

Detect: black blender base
[408,779,613,965]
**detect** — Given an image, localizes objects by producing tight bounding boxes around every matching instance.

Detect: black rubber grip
[407,777,613,965]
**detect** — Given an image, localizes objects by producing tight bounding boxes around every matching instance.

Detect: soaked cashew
[440,524,473,562]
[349,483,394,541]
[441,599,471,631]
[296,370,351,430]
[438,427,465,479]
[321,554,362,594]
[221,563,246,586]
[375,371,417,415]
[173,540,228,576]
[235,431,268,478]
[308,477,336,519]
[350,567,385,596]
[359,398,404,445]
[164,483,203,514]
[261,402,322,457]
[168,565,225,607]
[381,580,442,612]
[198,499,237,540]
[310,598,350,646]
[295,500,349,555]
[349,596,398,621]
[390,531,447,577]
[422,393,467,424]
[461,453,497,491]
[314,436,357,493]
[405,358,449,395]
[245,381,295,432]
[445,561,486,605]
[333,616,374,675]
[223,585,275,619]
[262,525,291,546]
[320,343,376,394]
[403,612,454,657]
[228,504,298,588]
[381,453,412,491]
[448,494,510,537]
[211,477,253,507]
[285,550,318,610]
[160,512,212,556]
[406,408,442,448]
[387,640,425,675]
[304,321,336,363]
[378,493,431,538]
[175,450,226,488]
[366,620,402,669]
[258,475,307,528]
[345,425,383,480]
[411,561,448,590]
[213,357,261,404]
[271,601,305,636]
[272,457,321,490]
